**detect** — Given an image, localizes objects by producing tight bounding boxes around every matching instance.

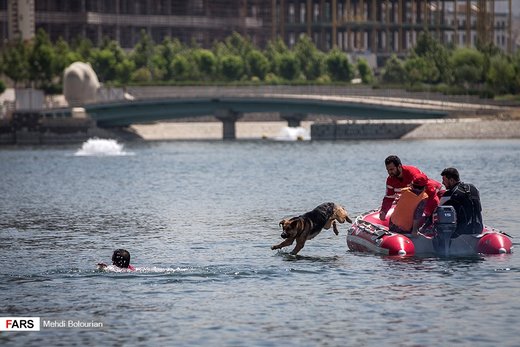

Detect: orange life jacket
[390,187,428,232]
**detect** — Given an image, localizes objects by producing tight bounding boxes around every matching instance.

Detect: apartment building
[273,0,514,54]
[1,0,271,48]
[0,0,515,56]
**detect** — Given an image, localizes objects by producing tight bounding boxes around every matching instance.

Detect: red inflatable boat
[347,206,513,256]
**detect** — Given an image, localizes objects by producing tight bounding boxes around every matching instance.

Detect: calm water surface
[1,139,519,346]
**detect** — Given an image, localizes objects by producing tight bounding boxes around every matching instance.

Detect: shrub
[325,49,354,82]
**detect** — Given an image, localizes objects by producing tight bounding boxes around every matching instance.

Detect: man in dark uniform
[439,167,483,237]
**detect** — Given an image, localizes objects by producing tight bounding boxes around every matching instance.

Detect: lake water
[1,138,519,346]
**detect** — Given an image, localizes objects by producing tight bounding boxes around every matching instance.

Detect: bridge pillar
[281,113,306,127]
[215,108,242,140]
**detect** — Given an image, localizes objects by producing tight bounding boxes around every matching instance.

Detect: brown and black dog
[271,202,352,255]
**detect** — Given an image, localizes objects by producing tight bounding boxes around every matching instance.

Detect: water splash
[273,127,310,141]
[97,265,188,273]
[75,138,132,156]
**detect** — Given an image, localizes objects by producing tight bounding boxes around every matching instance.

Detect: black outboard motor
[432,206,457,256]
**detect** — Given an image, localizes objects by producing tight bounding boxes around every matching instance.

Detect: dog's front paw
[271,245,279,250]
[332,221,339,235]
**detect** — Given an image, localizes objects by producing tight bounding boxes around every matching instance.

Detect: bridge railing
[123,85,509,111]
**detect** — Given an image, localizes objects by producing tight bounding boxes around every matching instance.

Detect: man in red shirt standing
[379,155,442,221]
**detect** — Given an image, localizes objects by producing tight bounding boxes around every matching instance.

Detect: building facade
[0,0,515,56]
[1,0,272,48]
[272,0,514,54]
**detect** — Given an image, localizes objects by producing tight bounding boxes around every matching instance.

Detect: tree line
[0,29,519,98]
[382,33,520,98]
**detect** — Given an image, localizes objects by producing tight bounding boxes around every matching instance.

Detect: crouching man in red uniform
[389,173,429,235]
[379,155,442,222]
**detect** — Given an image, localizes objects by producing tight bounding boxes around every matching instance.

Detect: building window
[69,24,83,42]
[406,1,412,22]
[120,26,133,48]
[188,0,204,15]
[86,25,99,46]
[324,2,330,21]
[86,0,99,12]
[313,3,319,22]
[300,2,306,24]
[134,0,148,15]
[69,0,83,12]
[119,0,129,14]
[289,3,295,24]
[101,25,117,42]
[325,32,331,50]
[250,5,258,17]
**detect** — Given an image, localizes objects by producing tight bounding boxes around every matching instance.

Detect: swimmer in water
[97,249,136,271]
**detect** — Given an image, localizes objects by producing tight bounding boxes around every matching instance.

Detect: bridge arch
[85,94,449,139]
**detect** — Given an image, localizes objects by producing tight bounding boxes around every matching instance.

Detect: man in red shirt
[379,155,442,221]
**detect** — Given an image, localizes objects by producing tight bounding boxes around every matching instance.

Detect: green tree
[265,37,289,57]
[90,48,117,82]
[357,58,373,84]
[245,49,269,80]
[54,38,81,79]
[0,80,6,94]
[413,31,451,84]
[70,36,94,61]
[264,37,289,76]
[486,55,516,95]
[477,41,502,88]
[294,35,324,80]
[171,55,193,81]
[223,32,253,58]
[450,48,485,89]
[325,49,354,82]
[381,54,406,84]
[192,48,217,80]
[156,37,184,80]
[90,39,129,83]
[219,54,244,81]
[132,30,156,78]
[512,52,520,94]
[29,29,57,90]
[278,52,300,81]
[115,59,135,85]
[1,39,31,87]
[404,55,439,86]
[131,67,152,83]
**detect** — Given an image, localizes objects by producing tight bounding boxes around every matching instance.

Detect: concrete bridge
[84,86,506,139]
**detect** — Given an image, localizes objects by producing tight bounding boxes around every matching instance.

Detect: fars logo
[0,317,40,331]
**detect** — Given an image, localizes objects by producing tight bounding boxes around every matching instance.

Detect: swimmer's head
[112,249,131,268]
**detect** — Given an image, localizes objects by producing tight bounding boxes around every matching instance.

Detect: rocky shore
[402,118,520,139]
[130,117,520,141]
